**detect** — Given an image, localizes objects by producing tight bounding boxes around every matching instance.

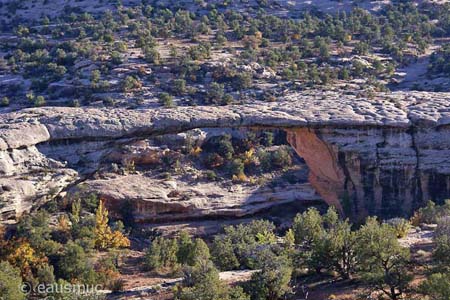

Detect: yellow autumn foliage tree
[190,146,202,156]
[95,200,130,250]
[7,241,47,276]
[243,148,255,165]
[232,172,248,183]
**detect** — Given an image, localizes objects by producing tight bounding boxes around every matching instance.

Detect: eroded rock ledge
[1,90,450,221]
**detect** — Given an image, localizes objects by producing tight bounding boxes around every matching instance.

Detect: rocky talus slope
[1,90,449,222]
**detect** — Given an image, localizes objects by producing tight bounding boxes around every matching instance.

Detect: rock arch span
[1,91,450,221]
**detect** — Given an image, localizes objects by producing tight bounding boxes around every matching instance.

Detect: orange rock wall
[287,128,345,213]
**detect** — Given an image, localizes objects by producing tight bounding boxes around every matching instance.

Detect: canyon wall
[287,125,450,220]
[1,91,449,222]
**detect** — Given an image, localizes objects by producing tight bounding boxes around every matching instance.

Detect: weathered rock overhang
[1,91,450,221]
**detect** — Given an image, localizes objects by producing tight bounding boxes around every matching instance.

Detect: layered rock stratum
[1,90,449,222]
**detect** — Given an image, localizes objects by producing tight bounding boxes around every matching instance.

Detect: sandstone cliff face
[285,98,450,219]
[1,91,449,222]
[287,126,450,220]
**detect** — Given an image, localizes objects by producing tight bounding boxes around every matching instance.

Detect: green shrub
[145,236,179,271]
[204,170,217,181]
[257,146,292,172]
[143,46,160,64]
[158,92,174,107]
[122,76,142,92]
[203,135,234,160]
[34,95,46,107]
[229,158,244,176]
[0,261,26,300]
[1,96,10,106]
[176,259,230,300]
[57,241,96,283]
[356,217,412,299]
[257,149,271,172]
[271,146,292,169]
[233,72,252,90]
[411,200,450,225]
[433,217,450,268]
[172,79,187,95]
[386,218,411,238]
[246,251,292,300]
[110,51,122,65]
[211,220,276,270]
[206,82,225,104]
[420,272,450,300]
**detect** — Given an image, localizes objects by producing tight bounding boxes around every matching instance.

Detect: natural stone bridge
[1,90,450,222]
